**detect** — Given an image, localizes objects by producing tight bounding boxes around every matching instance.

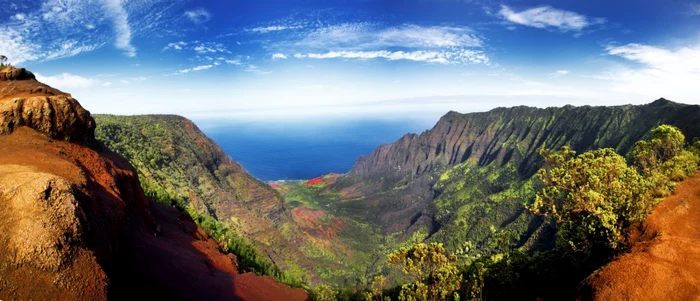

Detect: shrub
[387,242,462,301]
[312,284,338,301]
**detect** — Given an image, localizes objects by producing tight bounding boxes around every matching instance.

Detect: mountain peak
[649,98,676,107]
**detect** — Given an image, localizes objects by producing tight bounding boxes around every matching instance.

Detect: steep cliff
[0,67,310,300]
[330,100,700,252]
[94,115,315,281]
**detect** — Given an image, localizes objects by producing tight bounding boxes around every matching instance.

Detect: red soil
[291,208,347,240]
[581,175,700,300]
[305,177,324,186]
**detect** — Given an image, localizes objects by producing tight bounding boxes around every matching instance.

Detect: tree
[631,124,686,171]
[387,242,462,301]
[364,275,390,301]
[312,284,338,301]
[527,146,651,252]
[0,55,7,68]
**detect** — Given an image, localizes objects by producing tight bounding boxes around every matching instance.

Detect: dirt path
[582,176,700,300]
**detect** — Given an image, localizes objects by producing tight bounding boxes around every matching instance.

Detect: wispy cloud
[249,25,303,33]
[294,50,488,64]
[272,53,288,59]
[103,0,136,57]
[270,22,487,65]
[497,5,604,31]
[296,23,482,50]
[172,64,214,75]
[35,73,102,89]
[184,8,212,24]
[163,41,187,51]
[599,43,700,100]
[245,65,271,75]
[549,70,570,78]
[193,42,228,54]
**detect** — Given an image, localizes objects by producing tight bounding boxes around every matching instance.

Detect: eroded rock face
[0,67,36,81]
[0,95,96,147]
[0,67,96,148]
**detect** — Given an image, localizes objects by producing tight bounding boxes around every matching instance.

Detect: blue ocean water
[199,120,431,181]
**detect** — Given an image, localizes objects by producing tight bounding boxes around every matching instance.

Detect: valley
[93,99,700,299]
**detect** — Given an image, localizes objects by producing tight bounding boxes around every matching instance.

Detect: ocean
[200,120,431,181]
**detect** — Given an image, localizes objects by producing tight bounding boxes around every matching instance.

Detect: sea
[199,120,431,181]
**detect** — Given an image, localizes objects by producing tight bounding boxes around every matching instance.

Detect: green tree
[387,242,462,301]
[364,275,390,301]
[527,146,651,252]
[631,124,686,171]
[312,284,338,301]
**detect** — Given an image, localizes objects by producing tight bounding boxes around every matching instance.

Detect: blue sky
[1,0,699,123]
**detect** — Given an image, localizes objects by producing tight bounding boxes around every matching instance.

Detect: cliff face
[347,100,700,182]
[93,115,316,280]
[332,100,700,239]
[0,68,310,301]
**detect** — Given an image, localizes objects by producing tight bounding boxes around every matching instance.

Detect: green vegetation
[387,243,462,301]
[94,115,311,286]
[144,181,307,288]
[530,125,699,254]
[0,55,7,68]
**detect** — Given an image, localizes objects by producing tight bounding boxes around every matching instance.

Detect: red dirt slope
[581,176,700,300]
[0,68,310,301]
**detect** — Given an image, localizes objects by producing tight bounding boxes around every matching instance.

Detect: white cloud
[226,59,242,65]
[276,23,487,65]
[163,41,187,51]
[12,13,25,21]
[102,82,112,87]
[297,23,482,50]
[249,25,303,33]
[550,70,570,78]
[272,53,288,60]
[498,5,604,31]
[35,73,101,89]
[184,8,211,24]
[193,42,227,54]
[245,65,271,75]
[295,49,489,64]
[172,64,213,75]
[600,43,700,101]
[103,0,136,57]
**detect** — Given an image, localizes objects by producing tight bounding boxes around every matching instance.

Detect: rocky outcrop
[0,67,96,147]
[0,67,36,81]
[0,69,310,301]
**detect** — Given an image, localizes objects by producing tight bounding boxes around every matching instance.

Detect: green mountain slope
[94,114,314,282]
[326,99,700,257]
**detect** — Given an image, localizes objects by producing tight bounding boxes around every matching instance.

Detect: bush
[387,243,462,301]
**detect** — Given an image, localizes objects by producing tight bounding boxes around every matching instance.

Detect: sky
[1,0,700,124]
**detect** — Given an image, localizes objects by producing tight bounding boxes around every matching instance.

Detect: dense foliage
[387,243,461,301]
[530,125,699,254]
